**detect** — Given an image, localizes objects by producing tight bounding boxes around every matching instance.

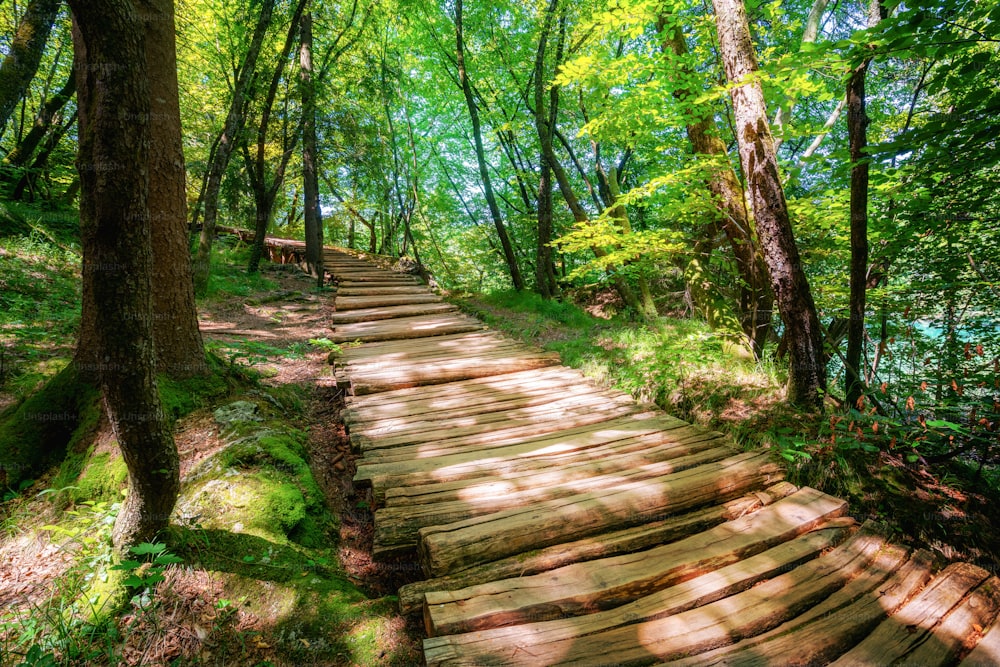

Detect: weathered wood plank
[827,562,991,667]
[336,294,444,310]
[330,313,485,343]
[334,274,421,284]
[354,392,642,453]
[664,545,936,666]
[382,431,726,507]
[330,303,458,324]
[422,488,847,635]
[960,598,1000,667]
[904,575,1000,667]
[373,447,734,558]
[344,353,562,394]
[354,413,694,494]
[423,521,852,649]
[343,366,585,409]
[424,521,885,666]
[417,451,784,577]
[338,286,432,296]
[397,483,798,615]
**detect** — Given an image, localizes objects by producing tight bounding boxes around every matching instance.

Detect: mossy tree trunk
[69,0,180,550]
[713,0,827,410]
[0,0,62,137]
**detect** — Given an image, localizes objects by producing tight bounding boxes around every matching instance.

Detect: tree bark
[300,9,324,287]
[660,17,772,357]
[845,0,885,408]
[712,0,827,410]
[141,0,206,378]
[10,106,76,201]
[455,0,525,291]
[0,0,62,137]
[69,0,179,550]
[192,0,276,292]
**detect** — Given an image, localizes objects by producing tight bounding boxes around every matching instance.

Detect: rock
[213,401,262,428]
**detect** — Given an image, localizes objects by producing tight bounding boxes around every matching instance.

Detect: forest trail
[307,243,1000,665]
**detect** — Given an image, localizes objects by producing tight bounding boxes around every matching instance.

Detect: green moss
[58,451,128,504]
[157,354,233,421]
[0,363,100,490]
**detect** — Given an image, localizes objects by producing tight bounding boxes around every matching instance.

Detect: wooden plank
[335,274,421,284]
[337,286,432,296]
[353,413,693,492]
[382,430,726,507]
[373,446,734,557]
[347,382,626,434]
[330,313,485,343]
[960,599,1000,667]
[343,366,586,409]
[827,562,991,667]
[329,303,457,324]
[422,488,846,634]
[338,334,524,365]
[353,391,641,451]
[424,519,883,666]
[417,451,784,577]
[903,575,1000,667]
[344,353,562,394]
[666,545,936,666]
[398,483,798,615]
[423,521,852,649]
[336,294,443,310]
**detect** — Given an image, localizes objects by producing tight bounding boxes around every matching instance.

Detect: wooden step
[373,446,735,557]
[330,313,485,343]
[330,303,457,324]
[336,294,444,310]
[422,488,848,635]
[397,483,799,615]
[423,520,852,649]
[338,286,431,296]
[828,562,995,667]
[416,451,784,577]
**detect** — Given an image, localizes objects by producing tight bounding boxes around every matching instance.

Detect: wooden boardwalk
[320,248,1000,666]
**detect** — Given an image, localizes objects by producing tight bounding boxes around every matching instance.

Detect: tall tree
[712,0,827,410]
[69,0,180,549]
[845,0,885,407]
[142,0,206,378]
[1,69,75,187]
[192,0,276,292]
[660,15,773,358]
[454,0,525,291]
[0,0,62,137]
[300,8,324,287]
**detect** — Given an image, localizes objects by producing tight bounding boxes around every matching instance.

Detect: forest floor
[0,247,423,666]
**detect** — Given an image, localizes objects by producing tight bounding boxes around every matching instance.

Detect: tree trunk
[536,155,558,298]
[11,107,75,201]
[246,0,308,274]
[845,0,884,408]
[69,0,180,550]
[300,10,324,287]
[2,69,75,181]
[455,0,525,291]
[712,0,827,410]
[534,0,641,313]
[660,18,772,357]
[192,0,276,293]
[141,0,206,378]
[0,0,62,136]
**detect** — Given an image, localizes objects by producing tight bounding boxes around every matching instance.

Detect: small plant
[111,542,184,610]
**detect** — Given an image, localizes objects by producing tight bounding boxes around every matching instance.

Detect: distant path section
[303,241,1000,666]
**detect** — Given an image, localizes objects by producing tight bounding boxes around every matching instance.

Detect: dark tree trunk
[246,0,308,275]
[2,69,75,183]
[661,18,772,358]
[300,10,324,287]
[533,0,640,313]
[0,0,62,136]
[455,0,525,291]
[845,0,884,407]
[69,0,180,550]
[536,155,558,298]
[192,0,276,292]
[142,0,206,378]
[713,0,827,410]
[11,107,75,201]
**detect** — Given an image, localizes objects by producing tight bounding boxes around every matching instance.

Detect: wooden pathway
[319,247,1000,666]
